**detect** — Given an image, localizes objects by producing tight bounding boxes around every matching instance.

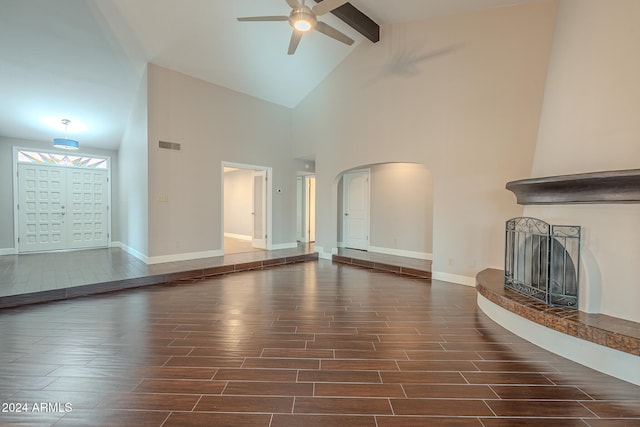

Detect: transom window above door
[18,150,107,169]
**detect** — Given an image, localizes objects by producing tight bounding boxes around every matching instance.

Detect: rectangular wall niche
[504,217,581,309]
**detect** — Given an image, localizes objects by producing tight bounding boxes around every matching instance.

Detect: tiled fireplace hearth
[477,268,640,356]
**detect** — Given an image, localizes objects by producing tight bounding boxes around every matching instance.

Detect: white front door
[67,169,109,249]
[18,163,109,253]
[252,170,267,249]
[18,164,67,252]
[343,169,370,250]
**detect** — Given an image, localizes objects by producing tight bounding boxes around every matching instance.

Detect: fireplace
[505,169,640,318]
[504,217,581,309]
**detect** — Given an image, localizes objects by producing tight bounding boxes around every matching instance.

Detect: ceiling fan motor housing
[289,5,317,31]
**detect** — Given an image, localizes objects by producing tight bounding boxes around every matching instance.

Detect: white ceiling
[0,0,534,150]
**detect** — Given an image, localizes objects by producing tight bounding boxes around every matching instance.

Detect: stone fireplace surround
[477,169,640,385]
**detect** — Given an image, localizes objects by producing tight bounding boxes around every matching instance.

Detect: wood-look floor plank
[377,416,484,426]
[272,414,377,427]
[56,410,170,426]
[223,381,314,396]
[402,384,498,399]
[478,419,589,427]
[294,396,393,415]
[163,412,272,427]
[314,382,405,397]
[390,398,494,416]
[485,399,595,417]
[194,395,294,413]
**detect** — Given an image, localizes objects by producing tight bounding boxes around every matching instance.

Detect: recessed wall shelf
[506,169,640,205]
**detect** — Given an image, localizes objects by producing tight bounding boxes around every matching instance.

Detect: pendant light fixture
[53,119,79,150]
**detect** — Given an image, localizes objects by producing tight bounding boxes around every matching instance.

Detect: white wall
[370,163,433,258]
[146,64,295,259]
[293,0,557,284]
[523,0,640,322]
[223,168,253,238]
[117,70,149,259]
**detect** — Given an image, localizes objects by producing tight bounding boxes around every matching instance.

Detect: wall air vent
[158,140,181,151]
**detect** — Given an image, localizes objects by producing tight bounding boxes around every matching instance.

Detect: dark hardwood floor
[1,260,639,426]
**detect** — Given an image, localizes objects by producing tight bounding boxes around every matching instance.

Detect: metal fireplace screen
[504,217,581,309]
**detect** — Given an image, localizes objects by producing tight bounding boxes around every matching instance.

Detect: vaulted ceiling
[0,0,534,150]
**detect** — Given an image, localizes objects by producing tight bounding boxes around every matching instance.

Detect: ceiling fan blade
[288,30,303,55]
[285,0,301,9]
[312,0,349,16]
[237,16,289,22]
[315,21,354,45]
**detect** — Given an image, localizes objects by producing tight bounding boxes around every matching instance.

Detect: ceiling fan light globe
[294,19,312,31]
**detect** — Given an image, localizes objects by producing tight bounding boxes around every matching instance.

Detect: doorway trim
[221,161,273,252]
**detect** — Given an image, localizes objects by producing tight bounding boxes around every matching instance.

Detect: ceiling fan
[237,0,355,55]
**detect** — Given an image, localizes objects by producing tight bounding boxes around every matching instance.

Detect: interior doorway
[296,175,316,244]
[222,162,272,254]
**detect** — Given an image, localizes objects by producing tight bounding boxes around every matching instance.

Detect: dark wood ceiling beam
[313,1,380,43]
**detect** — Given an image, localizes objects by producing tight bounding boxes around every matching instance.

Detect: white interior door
[343,170,370,250]
[17,163,109,253]
[307,176,316,242]
[252,170,267,249]
[296,177,303,241]
[297,175,316,243]
[18,164,67,252]
[67,169,109,249]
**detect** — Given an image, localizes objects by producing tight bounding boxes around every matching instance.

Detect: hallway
[1,260,638,426]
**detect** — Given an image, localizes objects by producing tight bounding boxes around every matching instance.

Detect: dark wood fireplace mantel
[506,169,640,205]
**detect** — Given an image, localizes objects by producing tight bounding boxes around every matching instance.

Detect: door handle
[344,213,349,216]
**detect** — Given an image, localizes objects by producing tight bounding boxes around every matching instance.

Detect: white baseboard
[112,241,149,264]
[224,233,252,241]
[147,249,224,265]
[271,242,298,250]
[0,247,16,256]
[432,271,476,287]
[368,246,432,260]
[477,293,640,386]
